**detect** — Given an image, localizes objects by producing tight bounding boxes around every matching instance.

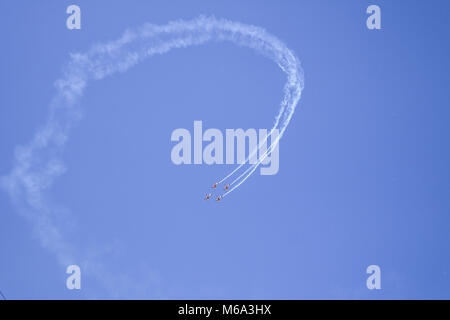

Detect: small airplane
[212,182,219,189]
[204,193,212,200]
[224,184,230,190]
[216,195,223,202]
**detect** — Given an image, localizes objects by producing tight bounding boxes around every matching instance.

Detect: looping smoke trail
[0,16,304,291]
[216,31,303,191]
[223,77,302,197]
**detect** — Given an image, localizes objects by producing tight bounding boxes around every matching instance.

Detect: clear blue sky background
[1,0,450,299]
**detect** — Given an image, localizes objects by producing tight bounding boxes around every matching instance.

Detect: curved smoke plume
[1,16,304,279]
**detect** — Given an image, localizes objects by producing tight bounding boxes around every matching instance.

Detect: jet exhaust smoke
[1,16,304,284]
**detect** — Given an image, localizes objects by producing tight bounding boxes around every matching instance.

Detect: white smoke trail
[223,129,284,197]
[223,57,303,197]
[218,41,303,188]
[217,126,285,197]
[218,128,276,184]
[223,72,303,197]
[1,16,304,288]
[218,81,294,185]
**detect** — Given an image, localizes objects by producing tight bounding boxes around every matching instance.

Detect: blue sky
[1,0,450,299]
